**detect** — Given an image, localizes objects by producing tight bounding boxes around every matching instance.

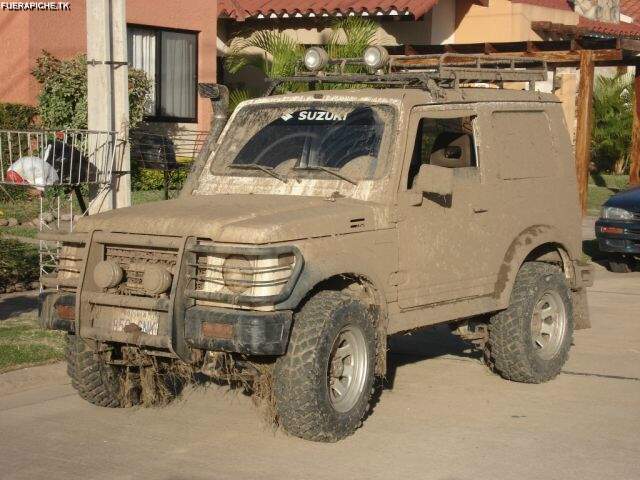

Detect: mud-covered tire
[65,334,124,408]
[486,262,573,384]
[274,291,376,442]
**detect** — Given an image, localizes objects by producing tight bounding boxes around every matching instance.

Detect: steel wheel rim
[531,290,567,360]
[327,325,369,413]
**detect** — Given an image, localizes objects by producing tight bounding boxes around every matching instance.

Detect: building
[0,0,217,132]
[218,0,640,129]
[217,0,640,200]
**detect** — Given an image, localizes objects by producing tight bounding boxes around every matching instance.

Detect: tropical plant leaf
[228,89,255,112]
[327,17,378,60]
[592,73,634,174]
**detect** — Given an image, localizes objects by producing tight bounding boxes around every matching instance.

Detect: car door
[396,107,498,310]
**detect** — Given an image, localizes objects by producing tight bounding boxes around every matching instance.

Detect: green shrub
[32,51,151,129]
[0,103,38,129]
[592,74,634,174]
[131,164,188,191]
[0,239,39,289]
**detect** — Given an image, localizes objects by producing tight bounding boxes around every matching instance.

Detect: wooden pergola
[395,27,640,214]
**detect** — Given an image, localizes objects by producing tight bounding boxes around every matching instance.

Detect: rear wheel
[486,262,573,383]
[66,334,126,408]
[273,291,376,442]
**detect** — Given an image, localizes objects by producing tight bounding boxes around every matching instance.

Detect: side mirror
[414,164,454,197]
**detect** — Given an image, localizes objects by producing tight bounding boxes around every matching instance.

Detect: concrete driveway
[1,266,639,480]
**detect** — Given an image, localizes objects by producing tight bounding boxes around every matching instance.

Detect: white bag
[7,155,59,190]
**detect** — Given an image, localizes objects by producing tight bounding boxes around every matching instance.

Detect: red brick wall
[0,0,217,130]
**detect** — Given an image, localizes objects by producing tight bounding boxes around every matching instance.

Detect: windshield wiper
[227,163,288,183]
[296,166,357,185]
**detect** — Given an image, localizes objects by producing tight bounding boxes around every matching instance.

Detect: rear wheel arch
[494,225,576,307]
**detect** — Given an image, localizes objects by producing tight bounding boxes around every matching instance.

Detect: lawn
[587,174,630,216]
[0,314,66,373]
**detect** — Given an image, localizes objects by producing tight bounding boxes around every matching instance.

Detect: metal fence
[0,129,118,188]
[130,128,208,198]
[0,129,119,285]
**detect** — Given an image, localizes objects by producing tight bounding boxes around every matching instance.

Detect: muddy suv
[40,50,593,442]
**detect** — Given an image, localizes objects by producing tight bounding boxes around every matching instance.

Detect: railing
[0,129,118,188]
[0,129,119,288]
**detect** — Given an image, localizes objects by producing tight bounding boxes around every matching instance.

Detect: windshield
[209,103,394,183]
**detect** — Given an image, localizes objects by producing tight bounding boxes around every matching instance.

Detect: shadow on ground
[0,293,38,321]
[584,239,639,272]
[384,325,480,391]
[583,239,610,269]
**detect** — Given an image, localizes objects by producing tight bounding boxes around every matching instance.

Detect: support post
[575,50,595,215]
[111,0,131,209]
[86,0,130,213]
[630,65,640,187]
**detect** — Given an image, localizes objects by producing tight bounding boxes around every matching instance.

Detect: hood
[76,194,387,244]
[604,186,640,213]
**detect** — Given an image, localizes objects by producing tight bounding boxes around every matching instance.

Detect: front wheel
[486,262,573,383]
[273,291,376,442]
[66,334,126,407]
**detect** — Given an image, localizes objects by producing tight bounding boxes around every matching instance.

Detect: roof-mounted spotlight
[304,47,329,72]
[363,46,390,70]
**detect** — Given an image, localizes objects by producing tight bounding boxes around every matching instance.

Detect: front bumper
[39,291,76,333]
[184,306,292,355]
[595,219,640,254]
[39,291,293,356]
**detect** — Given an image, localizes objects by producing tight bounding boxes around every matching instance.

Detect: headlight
[191,244,302,303]
[601,206,634,220]
[94,260,124,289]
[304,47,329,72]
[363,46,389,70]
[222,255,253,294]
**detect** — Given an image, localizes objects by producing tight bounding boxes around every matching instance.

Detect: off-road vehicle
[40,49,593,442]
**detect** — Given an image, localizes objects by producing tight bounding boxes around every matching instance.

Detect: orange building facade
[0,0,217,131]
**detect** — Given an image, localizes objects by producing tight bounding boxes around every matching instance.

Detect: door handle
[473,208,489,214]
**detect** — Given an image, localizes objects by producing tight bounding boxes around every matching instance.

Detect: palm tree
[224,17,378,109]
[592,73,634,175]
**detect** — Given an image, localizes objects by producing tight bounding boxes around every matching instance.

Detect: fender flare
[493,224,575,307]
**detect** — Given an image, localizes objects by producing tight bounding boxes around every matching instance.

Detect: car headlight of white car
[601,206,634,221]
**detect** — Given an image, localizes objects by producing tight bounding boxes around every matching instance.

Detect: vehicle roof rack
[268,53,548,95]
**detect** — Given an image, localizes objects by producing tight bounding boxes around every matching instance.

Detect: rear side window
[491,111,556,180]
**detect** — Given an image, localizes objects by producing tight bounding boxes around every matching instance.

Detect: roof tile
[218,0,437,20]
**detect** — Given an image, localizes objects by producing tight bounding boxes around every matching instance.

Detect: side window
[407,116,477,189]
[491,111,556,180]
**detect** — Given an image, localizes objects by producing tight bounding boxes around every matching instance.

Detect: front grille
[105,245,178,296]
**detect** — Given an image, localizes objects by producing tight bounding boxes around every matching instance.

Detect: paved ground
[1,219,638,479]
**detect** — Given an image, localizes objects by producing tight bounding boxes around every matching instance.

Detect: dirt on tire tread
[487,262,573,384]
[65,335,122,408]
[273,290,376,442]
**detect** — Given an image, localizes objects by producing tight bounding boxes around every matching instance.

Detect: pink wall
[0,0,217,131]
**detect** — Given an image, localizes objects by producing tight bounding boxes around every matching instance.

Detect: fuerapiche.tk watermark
[1,2,70,10]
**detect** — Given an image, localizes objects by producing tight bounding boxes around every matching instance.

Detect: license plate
[113,310,160,336]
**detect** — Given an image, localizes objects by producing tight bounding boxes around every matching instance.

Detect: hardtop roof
[266,87,560,105]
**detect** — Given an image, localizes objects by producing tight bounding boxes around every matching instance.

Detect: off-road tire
[609,256,634,274]
[486,262,573,384]
[66,334,124,408]
[274,291,376,442]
